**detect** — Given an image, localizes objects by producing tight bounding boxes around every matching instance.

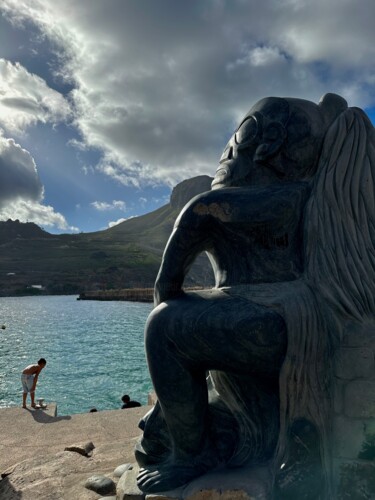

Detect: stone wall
[332,319,375,497]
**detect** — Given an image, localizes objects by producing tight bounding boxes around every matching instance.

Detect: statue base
[117,462,273,499]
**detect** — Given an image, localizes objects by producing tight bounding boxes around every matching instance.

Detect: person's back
[22,364,41,375]
[121,394,141,409]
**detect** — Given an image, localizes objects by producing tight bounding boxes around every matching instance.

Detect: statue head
[212,93,348,189]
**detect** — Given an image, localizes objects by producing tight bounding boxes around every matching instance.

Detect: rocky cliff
[170,175,213,210]
[0,219,52,242]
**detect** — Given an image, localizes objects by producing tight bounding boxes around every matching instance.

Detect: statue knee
[145,302,175,353]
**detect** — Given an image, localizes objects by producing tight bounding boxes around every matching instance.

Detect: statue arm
[154,183,310,304]
[154,210,212,305]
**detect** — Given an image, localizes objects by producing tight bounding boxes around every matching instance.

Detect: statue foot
[137,461,212,493]
[137,445,220,494]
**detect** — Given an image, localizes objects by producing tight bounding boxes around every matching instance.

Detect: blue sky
[0,0,375,233]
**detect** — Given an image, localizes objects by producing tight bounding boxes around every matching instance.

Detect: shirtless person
[21,358,47,408]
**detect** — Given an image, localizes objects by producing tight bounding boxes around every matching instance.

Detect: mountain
[0,175,214,296]
[0,219,53,242]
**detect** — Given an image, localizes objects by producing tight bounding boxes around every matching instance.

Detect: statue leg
[137,289,287,492]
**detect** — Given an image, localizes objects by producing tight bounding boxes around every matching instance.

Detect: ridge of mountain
[0,219,53,242]
[0,175,214,296]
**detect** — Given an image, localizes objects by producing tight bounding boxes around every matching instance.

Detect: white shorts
[21,374,35,393]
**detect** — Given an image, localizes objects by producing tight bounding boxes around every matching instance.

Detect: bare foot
[31,404,36,409]
[22,405,27,409]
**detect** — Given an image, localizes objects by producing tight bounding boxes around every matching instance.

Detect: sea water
[0,295,153,415]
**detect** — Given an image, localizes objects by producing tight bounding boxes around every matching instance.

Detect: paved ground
[1,404,149,474]
[0,403,272,499]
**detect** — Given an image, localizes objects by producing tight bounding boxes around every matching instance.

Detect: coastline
[0,286,207,301]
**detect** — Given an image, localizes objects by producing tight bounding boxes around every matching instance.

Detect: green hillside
[0,176,214,296]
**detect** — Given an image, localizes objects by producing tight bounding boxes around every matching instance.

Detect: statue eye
[235,116,260,146]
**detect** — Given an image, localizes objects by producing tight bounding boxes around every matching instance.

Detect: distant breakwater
[78,288,154,302]
[78,286,206,302]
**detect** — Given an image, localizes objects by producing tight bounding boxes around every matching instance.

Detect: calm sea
[0,295,153,415]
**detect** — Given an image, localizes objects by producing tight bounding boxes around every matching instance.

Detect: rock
[170,176,213,211]
[145,487,259,499]
[333,415,368,458]
[147,392,157,405]
[0,450,101,499]
[146,493,181,499]
[121,463,272,499]
[0,439,140,499]
[337,460,375,498]
[114,462,133,478]
[1,465,15,478]
[181,464,273,500]
[64,441,95,457]
[117,463,144,499]
[334,346,374,380]
[345,380,375,418]
[185,491,253,499]
[85,474,116,495]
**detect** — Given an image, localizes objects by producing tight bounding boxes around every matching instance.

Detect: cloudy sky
[0,0,375,233]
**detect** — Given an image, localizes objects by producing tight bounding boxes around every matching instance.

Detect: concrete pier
[0,404,150,498]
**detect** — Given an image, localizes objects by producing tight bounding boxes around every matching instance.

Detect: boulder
[64,441,95,457]
[114,462,133,478]
[84,474,116,495]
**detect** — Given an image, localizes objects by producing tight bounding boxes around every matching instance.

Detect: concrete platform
[0,404,150,474]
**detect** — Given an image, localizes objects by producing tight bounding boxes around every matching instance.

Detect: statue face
[211,96,328,189]
[212,106,286,189]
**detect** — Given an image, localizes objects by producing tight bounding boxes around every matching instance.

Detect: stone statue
[135,94,375,498]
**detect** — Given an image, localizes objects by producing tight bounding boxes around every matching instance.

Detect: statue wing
[306,107,375,323]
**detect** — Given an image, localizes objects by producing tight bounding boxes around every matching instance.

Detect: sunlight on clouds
[0,135,43,202]
[96,160,141,188]
[227,46,287,70]
[107,217,131,228]
[2,0,375,188]
[0,59,71,135]
[249,47,286,67]
[0,200,79,232]
[91,200,126,211]
[0,135,77,232]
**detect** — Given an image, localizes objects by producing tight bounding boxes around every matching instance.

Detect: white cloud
[91,200,126,211]
[107,217,130,228]
[0,59,71,135]
[0,135,43,202]
[0,135,77,231]
[1,0,375,187]
[0,200,79,232]
[249,47,285,67]
[228,46,287,69]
